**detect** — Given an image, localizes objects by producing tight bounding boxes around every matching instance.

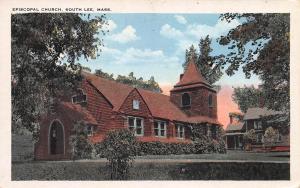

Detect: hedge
[94,139,226,158]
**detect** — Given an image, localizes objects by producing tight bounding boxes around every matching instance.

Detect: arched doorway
[49,120,64,155]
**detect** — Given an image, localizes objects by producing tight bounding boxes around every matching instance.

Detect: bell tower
[170,58,217,118]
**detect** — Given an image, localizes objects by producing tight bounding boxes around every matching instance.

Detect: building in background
[225,112,244,150]
[225,108,290,152]
[243,107,290,152]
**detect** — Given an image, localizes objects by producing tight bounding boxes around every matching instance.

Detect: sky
[80,13,261,127]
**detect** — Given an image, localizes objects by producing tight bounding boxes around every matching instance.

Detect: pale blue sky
[80,13,261,87]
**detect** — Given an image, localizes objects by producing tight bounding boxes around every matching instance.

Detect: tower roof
[174,59,210,88]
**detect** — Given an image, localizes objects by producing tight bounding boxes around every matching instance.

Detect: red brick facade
[34,61,222,160]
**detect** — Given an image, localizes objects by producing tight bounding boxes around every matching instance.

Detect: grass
[12,160,290,180]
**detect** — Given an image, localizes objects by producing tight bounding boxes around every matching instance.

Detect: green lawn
[12,159,289,180]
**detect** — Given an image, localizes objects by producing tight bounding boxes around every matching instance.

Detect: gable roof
[59,102,98,125]
[226,122,244,132]
[82,71,133,111]
[174,60,210,88]
[82,71,221,125]
[243,107,281,120]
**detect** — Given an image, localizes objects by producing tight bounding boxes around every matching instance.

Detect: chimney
[258,96,265,108]
[179,74,184,81]
[229,114,233,124]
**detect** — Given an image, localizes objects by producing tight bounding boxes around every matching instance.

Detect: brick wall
[35,112,73,160]
[170,87,217,118]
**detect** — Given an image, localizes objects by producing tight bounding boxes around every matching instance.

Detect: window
[182,93,191,106]
[277,134,282,142]
[208,94,213,107]
[72,89,87,104]
[154,121,167,137]
[132,100,140,110]
[257,121,262,129]
[86,125,94,136]
[254,120,262,130]
[257,133,263,143]
[128,117,144,136]
[176,124,185,139]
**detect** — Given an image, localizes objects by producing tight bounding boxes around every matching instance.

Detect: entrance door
[49,121,64,155]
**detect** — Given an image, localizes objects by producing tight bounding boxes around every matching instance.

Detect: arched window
[49,120,64,155]
[208,94,213,107]
[182,93,191,106]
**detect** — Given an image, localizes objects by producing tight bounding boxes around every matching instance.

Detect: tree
[263,126,279,147]
[183,35,224,85]
[219,13,290,123]
[102,129,139,180]
[116,72,162,93]
[69,121,93,160]
[12,13,107,137]
[232,85,263,113]
[95,69,114,80]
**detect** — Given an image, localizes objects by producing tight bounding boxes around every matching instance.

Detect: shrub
[263,127,279,147]
[102,129,139,180]
[69,121,93,160]
[137,139,225,155]
[243,129,256,144]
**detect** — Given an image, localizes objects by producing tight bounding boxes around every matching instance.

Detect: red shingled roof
[82,71,132,111]
[82,71,221,125]
[137,88,186,120]
[174,60,210,87]
[59,102,98,125]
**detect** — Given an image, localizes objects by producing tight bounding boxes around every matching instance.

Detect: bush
[101,129,139,180]
[137,139,225,155]
[263,127,279,147]
[243,129,256,144]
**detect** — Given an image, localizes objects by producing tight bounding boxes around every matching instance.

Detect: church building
[34,59,222,160]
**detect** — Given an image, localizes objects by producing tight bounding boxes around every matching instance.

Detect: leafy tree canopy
[219,13,289,123]
[12,13,107,135]
[183,35,224,85]
[95,69,114,80]
[94,69,162,93]
[232,85,263,113]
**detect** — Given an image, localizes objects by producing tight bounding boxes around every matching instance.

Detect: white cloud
[101,46,122,55]
[99,46,180,67]
[160,24,184,39]
[176,40,198,55]
[114,47,179,65]
[108,25,140,43]
[186,19,240,39]
[102,20,117,32]
[174,15,187,24]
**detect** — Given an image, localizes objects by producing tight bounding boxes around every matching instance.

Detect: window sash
[154,121,166,137]
[128,117,144,136]
[72,94,87,104]
[176,125,185,139]
[133,100,140,110]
